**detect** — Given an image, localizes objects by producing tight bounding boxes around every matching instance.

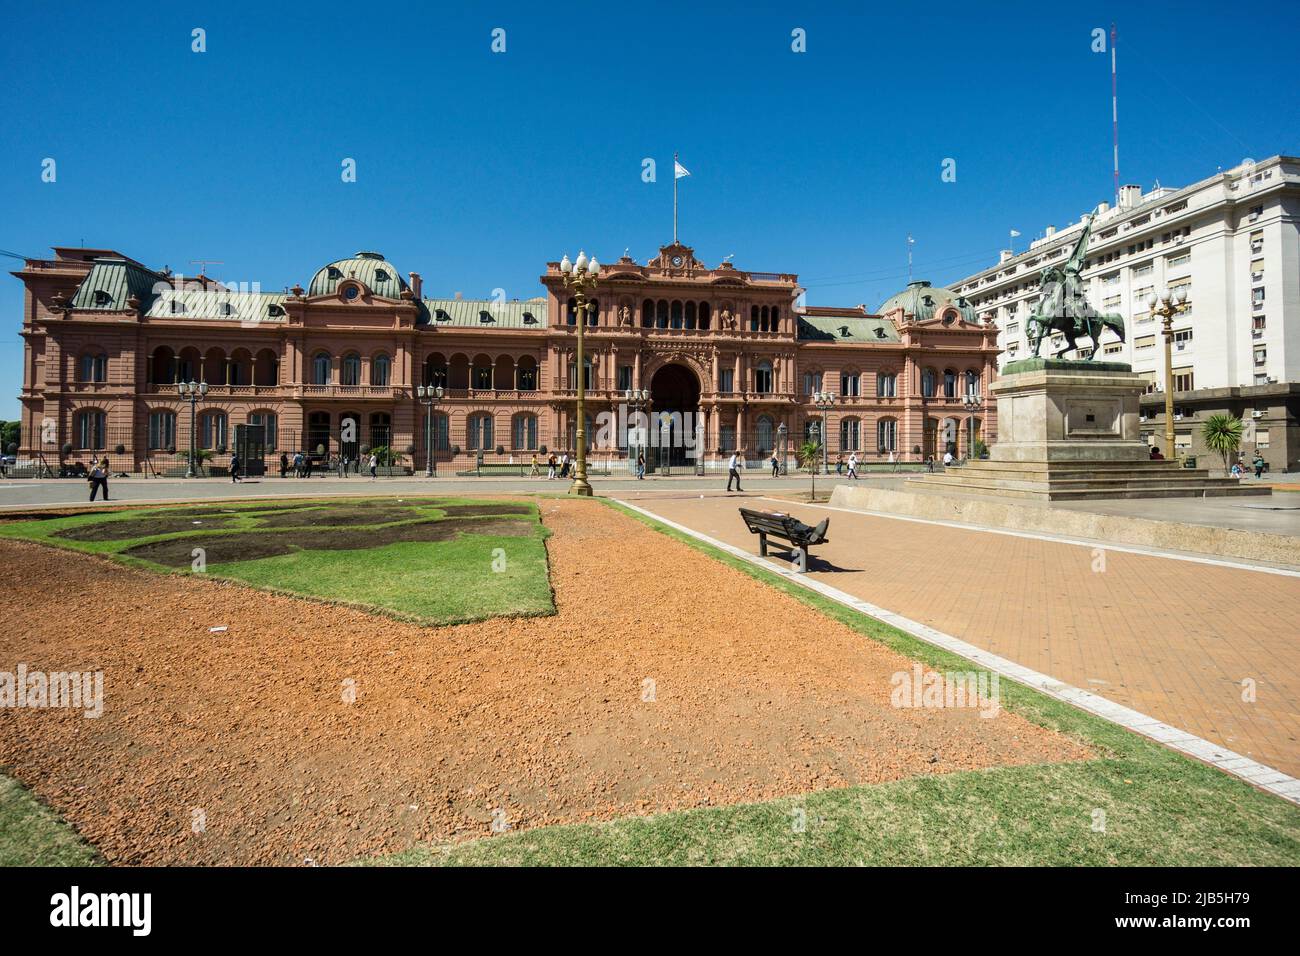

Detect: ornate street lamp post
[1147,287,1190,460]
[559,250,600,496]
[417,384,444,477]
[962,392,984,459]
[813,390,837,474]
[177,380,209,478]
[624,387,649,477]
[777,422,787,476]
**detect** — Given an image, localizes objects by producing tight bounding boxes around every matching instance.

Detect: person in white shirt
[726,450,744,492]
[847,452,858,480]
[942,450,955,467]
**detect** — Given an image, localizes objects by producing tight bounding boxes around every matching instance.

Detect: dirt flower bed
[0,499,1089,865]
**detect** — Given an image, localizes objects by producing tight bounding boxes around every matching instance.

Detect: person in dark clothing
[229,452,241,483]
[1253,453,1266,479]
[279,453,289,478]
[88,457,109,501]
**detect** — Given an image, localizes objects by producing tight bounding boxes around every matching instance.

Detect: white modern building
[950,155,1300,471]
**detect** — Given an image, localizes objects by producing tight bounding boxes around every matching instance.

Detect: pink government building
[13,241,998,474]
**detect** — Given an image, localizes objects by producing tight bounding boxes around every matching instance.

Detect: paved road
[0,473,897,509]
[620,491,1300,780]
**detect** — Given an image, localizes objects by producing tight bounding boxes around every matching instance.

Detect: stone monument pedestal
[908,359,1266,501]
[989,359,1147,464]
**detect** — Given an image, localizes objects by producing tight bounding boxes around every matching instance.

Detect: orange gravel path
[0,498,1087,865]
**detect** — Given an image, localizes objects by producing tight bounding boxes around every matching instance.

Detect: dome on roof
[878,280,977,323]
[309,251,408,299]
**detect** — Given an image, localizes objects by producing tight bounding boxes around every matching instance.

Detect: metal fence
[8,421,928,479]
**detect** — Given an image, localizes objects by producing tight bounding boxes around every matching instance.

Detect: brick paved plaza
[620,489,1300,779]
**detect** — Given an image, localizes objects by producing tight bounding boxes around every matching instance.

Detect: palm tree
[1201,414,1244,473]
[798,440,822,501]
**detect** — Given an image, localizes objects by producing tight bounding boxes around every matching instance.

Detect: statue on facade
[618,305,631,326]
[720,308,735,330]
[1026,213,1126,359]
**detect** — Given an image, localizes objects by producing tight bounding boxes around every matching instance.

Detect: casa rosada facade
[14,241,999,473]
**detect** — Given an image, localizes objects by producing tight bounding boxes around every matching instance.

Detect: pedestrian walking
[279,453,289,478]
[530,453,540,478]
[637,450,646,479]
[229,452,242,483]
[368,452,378,481]
[770,451,779,478]
[547,452,557,480]
[835,454,845,476]
[847,452,858,480]
[560,452,570,479]
[1253,453,1266,479]
[88,456,109,502]
[727,449,744,492]
[888,449,898,472]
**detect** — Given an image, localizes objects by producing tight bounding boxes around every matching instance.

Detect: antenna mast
[1111,22,1119,208]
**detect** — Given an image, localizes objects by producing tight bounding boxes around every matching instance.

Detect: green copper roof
[878,280,977,323]
[423,297,547,329]
[797,314,900,343]
[70,258,167,311]
[145,288,289,323]
[309,251,408,299]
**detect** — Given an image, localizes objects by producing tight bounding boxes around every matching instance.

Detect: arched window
[755,360,774,394]
[426,412,450,451]
[199,411,227,450]
[467,412,495,451]
[771,306,780,328]
[755,415,774,454]
[566,297,579,326]
[75,409,106,449]
[943,369,957,398]
[965,369,981,395]
[750,305,760,332]
[79,353,107,383]
[698,302,711,330]
[248,411,278,450]
[227,350,250,386]
[512,413,538,450]
[567,356,594,390]
[369,412,392,450]
[307,411,331,455]
[921,367,937,398]
[877,418,898,452]
[341,353,361,387]
[150,347,175,385]
[671,301,683,329]
[424,353,448,388]
[656,300,669,329]
[148,411,176,450]
[876,372,897,398]
[312,352,332,385]
[642,299,655,328]
[840,417,860,451]
[685,301,697,329]
[517,356,538,391]
[372,353,391,387]
[841,371,861,397]
[254,349,278,387]
[587,298,599,327]
[472,355,493,390]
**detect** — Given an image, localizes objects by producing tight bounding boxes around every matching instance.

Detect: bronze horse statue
[1026,214,1126,359]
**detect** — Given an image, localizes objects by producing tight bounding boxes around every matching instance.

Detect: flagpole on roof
[673,152,679,244]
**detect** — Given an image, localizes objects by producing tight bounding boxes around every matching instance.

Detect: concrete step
[907,475,1270,501]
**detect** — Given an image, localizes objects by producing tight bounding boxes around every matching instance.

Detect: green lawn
[357,498,1300,867]
[0,774,99,866]
[0,497,553,626]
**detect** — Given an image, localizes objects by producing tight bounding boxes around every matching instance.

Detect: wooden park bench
[738,507,830,573]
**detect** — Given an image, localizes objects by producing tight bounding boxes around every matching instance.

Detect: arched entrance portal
[649,363,701,469]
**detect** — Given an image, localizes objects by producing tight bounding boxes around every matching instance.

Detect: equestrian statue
[1026,213,1126,359]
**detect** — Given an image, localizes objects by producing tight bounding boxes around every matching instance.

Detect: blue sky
[2,0,1296,417]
